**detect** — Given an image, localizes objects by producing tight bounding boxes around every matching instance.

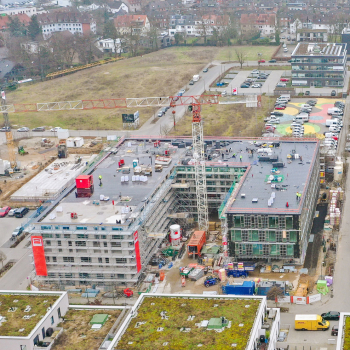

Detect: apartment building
[37,12,96,39]
[30,138,319,288]
[291,43,347,87]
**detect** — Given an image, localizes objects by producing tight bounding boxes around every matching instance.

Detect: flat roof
[0,293,60,337]
[224,139,318,214]
[51,308,122,350]
[113,294,263,350]
[292,42,347,56]
[41,140,187,224]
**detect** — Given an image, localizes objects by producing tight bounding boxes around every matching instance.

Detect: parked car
[14,207,29,218]
[17,127,29,132]
[204,276,220,288]
[269,118,280,124]
[0,126,10,132]
[32,127,45,132]
[280,78,289,82]
[179,89,186,95]
[307,100,317,106]
[305,90,310,96]
[271,111,283,117]
[331,90,336,96]
[203,68,208,73]
[12,226,24,238]
[275,105,286,110]
[241,84,250,88]
[158,109,165,117]
[0,206,11,217]
[221,91,227,96]
[269,59,277,63]
[189,80,194,85]
[331,325,339,336]
[50,127,62,132]
[8,208,18,217]
[258,59,265,63]
[321,312,340,321]
[276,83,286,87]
[252,83,262,88]
[252,70,259,74]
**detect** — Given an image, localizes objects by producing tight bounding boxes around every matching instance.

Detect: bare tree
[266,286,285,307]
[49,33,77,69]
[0,251,6,268]
[235,49,247,69]
[160,124,171,136]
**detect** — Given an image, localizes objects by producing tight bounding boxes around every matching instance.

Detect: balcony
[35,327,63,350]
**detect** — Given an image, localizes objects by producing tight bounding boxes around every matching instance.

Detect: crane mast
[191,103,208,232]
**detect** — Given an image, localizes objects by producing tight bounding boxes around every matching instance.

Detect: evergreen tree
[28,15,41,40]
[8,16,25,37]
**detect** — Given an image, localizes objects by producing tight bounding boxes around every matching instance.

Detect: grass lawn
[215,46,277,62]
[171,95,274,137]
[51,309,121,350]
[7,47,221,130]
[0,294,59,336]
[239,65,291,70]
[117,296,261,350]
[7,46,276,131]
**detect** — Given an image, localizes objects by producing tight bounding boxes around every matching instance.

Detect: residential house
[240,13,276,36]
[197,14,231,35]
[37,12,96,40]
[0,6,37,16]
[109,1,129,14]
[145,1,170,29]
[114,14,150,35]
[168,14,197,36]
[287,2,307,11]
[96,38,122,53]
[125,0,142,12]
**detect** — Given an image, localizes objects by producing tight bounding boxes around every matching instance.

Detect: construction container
[257,281,288,297]
[76,187,94,198]
[187,231,206,257]
[222,281,255,295]
[76,175,93,189]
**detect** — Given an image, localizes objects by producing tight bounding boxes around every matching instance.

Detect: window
[63,226,70,230]
[63,257,74,262]
[103,242,108,247]
[81,257,91,263]
[51,316,54,325]
[58,241,61,246]
[112,234,124,239]
[64,234,71,238]
[116,258,127,263]
[46,241,51,246]
[111,242,121,247]
[42,234,53,238]
[68,241,72,246]
[46,256,50,262]
[76,227,87,230]
[98,257,102,263]
[105,258,110,263]
[41,225,52,230]
[75,241,86,247]
[77,234,88,239]
[55,233,60,237]
[53,257,57,262]
[95,235,100,239]
[117,274,125,279]
[93,242,100,247]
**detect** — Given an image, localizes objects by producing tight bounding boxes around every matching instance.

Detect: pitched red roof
[114,14,148,28]
[0,13,31,30]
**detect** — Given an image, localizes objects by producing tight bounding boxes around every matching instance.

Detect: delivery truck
[294,314,330,331]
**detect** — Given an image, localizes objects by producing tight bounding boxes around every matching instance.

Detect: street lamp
[258,53,262,68]
[321,261,324,279]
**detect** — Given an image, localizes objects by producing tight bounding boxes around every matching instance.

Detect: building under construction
[30,137,319,288]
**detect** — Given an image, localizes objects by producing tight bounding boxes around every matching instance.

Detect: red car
[275,106,286,110]
[258,59,266,63]
[280,78,289,82]
[0,206,11,217]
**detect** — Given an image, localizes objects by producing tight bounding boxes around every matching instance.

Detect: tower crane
[2,94,220,231]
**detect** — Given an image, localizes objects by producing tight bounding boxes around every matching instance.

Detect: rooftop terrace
[292,42,347,56]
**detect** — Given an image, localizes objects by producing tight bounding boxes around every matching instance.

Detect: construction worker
[232,153,236,158]
[298,192,302,201]
[296,192,299,200]
[99,175,102,186]
[240,155,242,161]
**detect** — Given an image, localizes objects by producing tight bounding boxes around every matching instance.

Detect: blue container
[222,281,255,295]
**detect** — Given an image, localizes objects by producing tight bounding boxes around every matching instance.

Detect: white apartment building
[0,6,37,16]
[96,38,122,53]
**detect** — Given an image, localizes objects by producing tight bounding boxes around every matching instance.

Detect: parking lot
[0,213,31,248]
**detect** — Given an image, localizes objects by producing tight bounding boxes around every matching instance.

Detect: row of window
[45,240,132,248]
[42,232,124,239]
[231,215,294,229]
[41,226,124,232]
[47,272,126,279]
[231,229,298,243]
[54,257,128,263]
[235,243,294,256]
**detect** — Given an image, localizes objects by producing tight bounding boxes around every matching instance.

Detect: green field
[7,46,276,130]
[215,46,277,62]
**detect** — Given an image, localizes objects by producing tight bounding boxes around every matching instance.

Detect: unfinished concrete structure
[30,137,319,288]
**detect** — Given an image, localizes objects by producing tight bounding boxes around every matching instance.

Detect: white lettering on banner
[309,294,321,303]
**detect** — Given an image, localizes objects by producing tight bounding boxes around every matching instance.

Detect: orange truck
[187,231,206,257]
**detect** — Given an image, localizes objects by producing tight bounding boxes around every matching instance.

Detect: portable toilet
[133,159,138,168]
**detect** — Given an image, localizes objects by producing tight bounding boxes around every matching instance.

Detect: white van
[193,75,200,82]
[300,104,311,109]
[279,94,291,101]
[325,132,338,138]
[329,125,341,132]
[328,107,341,115]
[294,113,309,122]
[326,119,339,127]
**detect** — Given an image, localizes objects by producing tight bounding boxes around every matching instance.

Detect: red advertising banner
[134,231,142,273]
[31,236,48,276]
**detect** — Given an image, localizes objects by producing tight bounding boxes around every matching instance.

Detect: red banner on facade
[31,236,48,276]
[133,231,141,273]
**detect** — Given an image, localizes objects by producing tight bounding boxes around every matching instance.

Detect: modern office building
[30,137,319,288]
[291,43,347,87]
